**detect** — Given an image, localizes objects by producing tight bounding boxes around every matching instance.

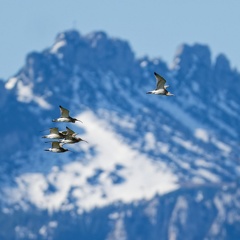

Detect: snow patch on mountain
[211,138,232,154]
[144,197,159,225]
[5,77,51,109]
[209,114,237,137]
[5,77,18,89]
[4,110,178,212]
[50,40,66,54]
[172,136,204,154]
[168,196,188,239]
[194,128,209,142]
[159,100,204,131]
[197,169,220,182]
[107,212,127,240]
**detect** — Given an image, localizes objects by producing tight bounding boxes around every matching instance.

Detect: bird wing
[52,141,60,148]
[49,127,59,134]
[66,126,76,136]
[60,130,67,135]
[59,105,69,118]
[154,72,166,90]
[65,135,73,140]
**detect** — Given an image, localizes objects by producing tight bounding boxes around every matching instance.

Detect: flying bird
[52,105,83,123]
[60,135,88,145]
[44,141,69,153]
[42,127,65,139]
[147,72,174,96]
[60,126,78,137]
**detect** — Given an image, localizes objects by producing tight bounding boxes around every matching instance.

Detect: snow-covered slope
[0,30,239,239]
[5,111,177,212]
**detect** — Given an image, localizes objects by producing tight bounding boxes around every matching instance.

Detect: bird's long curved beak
[68,149,76,153]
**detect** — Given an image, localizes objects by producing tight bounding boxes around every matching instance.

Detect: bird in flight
[42,127,65,139]
[147,72,174,96]
[59,126,88,144]
[60,126,78,137]
[59,135,88,145]
[52,105,83,123]
[44,141,69,153]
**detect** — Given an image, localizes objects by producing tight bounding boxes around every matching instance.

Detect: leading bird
[52,105,83,123]
[42,127,65,139]
[147,72,174,96]
[44,141,69,153]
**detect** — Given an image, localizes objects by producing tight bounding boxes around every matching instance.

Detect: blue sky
[1,0,240,79]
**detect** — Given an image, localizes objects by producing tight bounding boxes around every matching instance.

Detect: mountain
[0,30,240,240]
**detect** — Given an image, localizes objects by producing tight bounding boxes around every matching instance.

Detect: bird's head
[77,137,88,143]
[73,118,83,123]
[166,92,174,96]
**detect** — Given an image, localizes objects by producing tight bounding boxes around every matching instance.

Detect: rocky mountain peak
[214,53,231,73]
[55,30,82,46]
[172,43,212,82]
[49,30,136,76]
